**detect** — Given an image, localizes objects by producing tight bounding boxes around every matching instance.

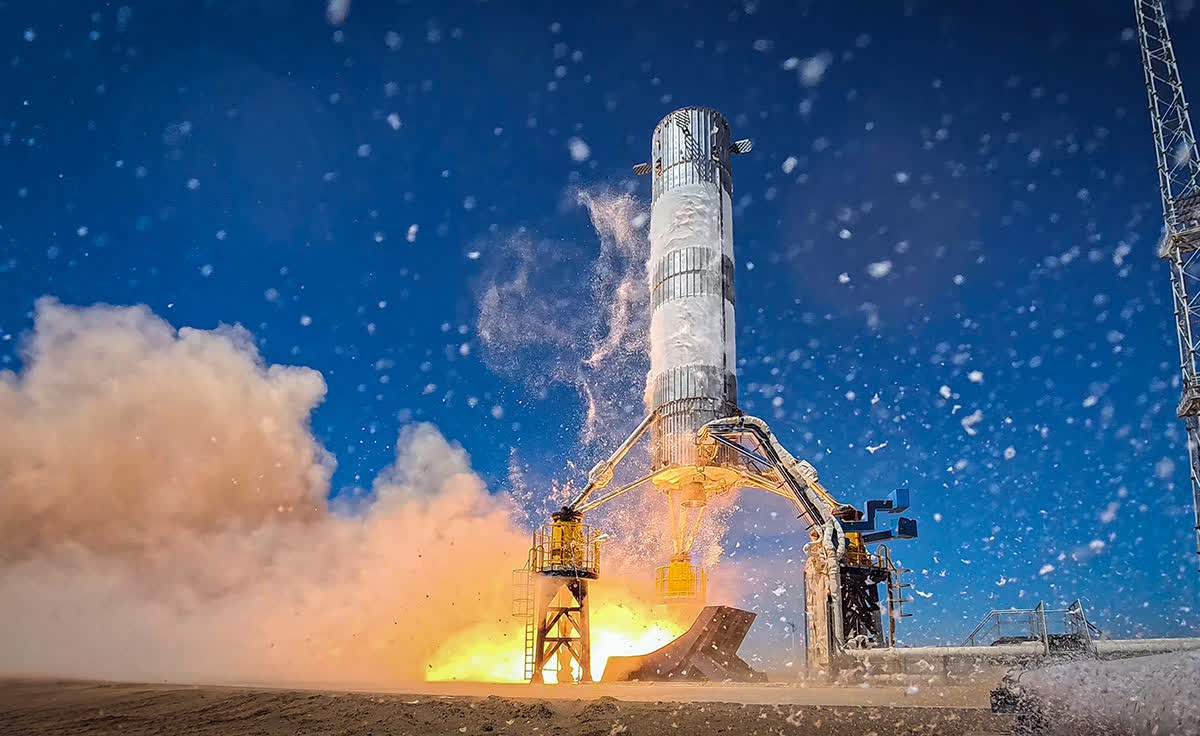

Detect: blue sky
[2,0,1199,646]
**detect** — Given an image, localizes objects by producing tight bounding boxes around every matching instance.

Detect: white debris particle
[771,585,787,596]
[490,405,504,419]
[933,512,943,522]
[781,156,798,174]
[960,409,983,436]
[406,224,419,242]
[1155,457,1176,480]
[326,0,350,24]
[567,137,591,162]
[357,144,372,157]
[216,229,227,240]
[1082,395,1098,408]
[373,232,385,243]
[866,442,887,454]
[967,370,983,384]
[845,390,856,401]
[894,171,910,183]
[186,178,200,190]
[838,272,850,284]
[782,57,800,70]
[866,260,892,278]
[1100,501,1120,524]
[1088,539,1106,553]
[1038,564,1056,576]
[299,315,312,327]
[76,226,88,237]
[387,113,402,130]
[1004,446,1016,460]
[939,385,952,399]
[838,228,853,240]
[385,30,402,50]
[264,288,280,303]
[458,343,471,357]
[799,51,833,87]
[467,251,481,260]
[905,686,920,696]
[23,29,36,42]
[199,264,213,277]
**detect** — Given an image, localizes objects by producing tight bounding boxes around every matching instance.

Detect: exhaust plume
[0,298,530,683]
[0,298,714,685]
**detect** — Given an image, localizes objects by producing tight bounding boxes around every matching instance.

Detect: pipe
[822,517,846,650]
[845,642,1046,660]
[1094,637,1200,656]
[567,412,656,510]
[699,414,832,525]
[575,472,656,513]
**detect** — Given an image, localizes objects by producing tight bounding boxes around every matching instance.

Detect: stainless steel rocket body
[645,108,739,471]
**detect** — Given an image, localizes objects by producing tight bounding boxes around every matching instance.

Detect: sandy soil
[0,678,1014,735]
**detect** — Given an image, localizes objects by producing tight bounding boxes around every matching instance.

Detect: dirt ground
[0,678,1015,736]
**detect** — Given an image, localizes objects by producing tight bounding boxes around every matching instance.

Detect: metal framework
[962,600,1102,657]
[514,515,600,683]
[1135,0,1200,574]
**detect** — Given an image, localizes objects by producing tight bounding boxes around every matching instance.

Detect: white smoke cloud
[0,298,531,684]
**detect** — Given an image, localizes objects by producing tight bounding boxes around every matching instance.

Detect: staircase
[877,544,913,647]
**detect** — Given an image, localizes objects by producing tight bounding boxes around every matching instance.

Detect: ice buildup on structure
[645,108,739,473]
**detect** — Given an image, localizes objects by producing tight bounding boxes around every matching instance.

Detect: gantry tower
[1135,0,1200,574]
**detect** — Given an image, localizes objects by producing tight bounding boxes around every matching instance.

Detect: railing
[655,561,707,600]
[963,599,1102,655]
[530,522,601,579]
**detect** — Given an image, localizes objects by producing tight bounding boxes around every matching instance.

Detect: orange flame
[426,575,699,683]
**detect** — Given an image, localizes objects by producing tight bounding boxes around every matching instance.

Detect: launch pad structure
[514,0,1200,704]
[515,107,919,685]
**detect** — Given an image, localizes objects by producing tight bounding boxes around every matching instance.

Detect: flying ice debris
[798,51,833,87]
[961,409,983,436]
[387,113,402,130]
[781,156,798,174]
[866,260,892,278]
[939,385,952,399]
[967,370,983,383]
[866,442,888,454]
[567,137,591,162]
[1038,564,1056,576]
[326,0,350,25]
[1156,457,1176,480]
[406,224,419,243]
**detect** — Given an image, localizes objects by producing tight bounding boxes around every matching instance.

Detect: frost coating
[646,182,735,409]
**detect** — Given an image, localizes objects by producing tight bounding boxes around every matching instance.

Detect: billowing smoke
[0,298,533,684]
[0,298,712,685]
